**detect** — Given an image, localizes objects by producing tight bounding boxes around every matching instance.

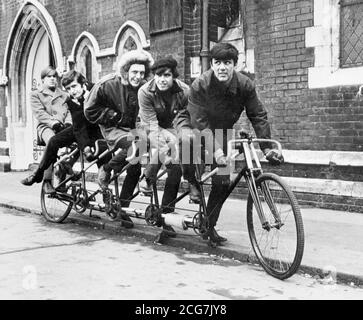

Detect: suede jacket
[138,78,191,133]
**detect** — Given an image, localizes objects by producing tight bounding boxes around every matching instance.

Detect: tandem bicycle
[40,132,304,280]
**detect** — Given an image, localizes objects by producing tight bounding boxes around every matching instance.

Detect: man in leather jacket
[84,50,153,227]
[187,43,283,245]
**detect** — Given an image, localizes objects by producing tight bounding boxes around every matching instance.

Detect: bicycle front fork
[245,173,282,230]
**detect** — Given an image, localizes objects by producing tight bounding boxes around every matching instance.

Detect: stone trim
[305,0,363,88]
[2,0,64,74]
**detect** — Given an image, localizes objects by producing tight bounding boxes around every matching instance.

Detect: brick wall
[0,0,148,63]
[0,0,148,144]
[183,0,202,84]
[248,0,363,152]
[1,0,363,153]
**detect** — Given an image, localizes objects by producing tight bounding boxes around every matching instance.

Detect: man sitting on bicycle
[61,70,109,166]
[138,57,201,235]
[84,49,153,227]
[21,70,107,193]
[21,66,73,194]
[187,43,283,245]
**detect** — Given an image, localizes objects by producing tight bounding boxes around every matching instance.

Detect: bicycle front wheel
[41,171,73,223]
[246,173,304,280]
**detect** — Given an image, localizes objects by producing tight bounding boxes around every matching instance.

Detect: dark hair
[151,56,179,78]
[210,43,239,64]
[154,66,179,78]
[61,70,88,88]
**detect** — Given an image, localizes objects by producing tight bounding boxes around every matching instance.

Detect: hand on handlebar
[264,148,284,166]
[214,148,228,167]
[52,122,65,134]
[83,146,97,162]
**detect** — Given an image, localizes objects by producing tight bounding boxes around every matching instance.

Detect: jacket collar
[40,86,65,98]
[148,79,183,95]
[209,70,238,95]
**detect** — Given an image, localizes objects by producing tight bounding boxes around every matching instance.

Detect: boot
[119,211,134,229]
[162,224,177,238]
[21,172,43,186]
[209,227,227,243]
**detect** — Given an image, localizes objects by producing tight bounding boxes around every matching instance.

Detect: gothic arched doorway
[3,1,63,170]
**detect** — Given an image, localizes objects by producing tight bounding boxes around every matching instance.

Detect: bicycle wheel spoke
[41,171,73,223]
[247,173,304,280]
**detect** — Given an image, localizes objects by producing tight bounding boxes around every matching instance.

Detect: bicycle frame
[49,134,284,235]
[227,138,283,229]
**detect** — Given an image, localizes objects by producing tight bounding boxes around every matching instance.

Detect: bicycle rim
[41,172,73,223]
[247,173,304,280]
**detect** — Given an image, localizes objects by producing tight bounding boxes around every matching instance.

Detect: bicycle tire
[246,173,304,280]
[41,171,73,223]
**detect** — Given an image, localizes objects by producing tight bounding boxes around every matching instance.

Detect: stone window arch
[116,27,143,59]
[73,37,99,83]
[113,21,150,71]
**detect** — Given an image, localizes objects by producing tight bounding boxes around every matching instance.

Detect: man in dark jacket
[61,70,107,164]
[21,71,105,192]
[187,43,283,245]
[84,49,153,227]
[138,57,201,225]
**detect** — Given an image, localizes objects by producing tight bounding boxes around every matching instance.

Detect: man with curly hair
[85,49,154,227]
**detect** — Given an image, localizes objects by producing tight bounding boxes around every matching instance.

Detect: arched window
[116,27,143,69]
[84,47,93,83]
[73,37,99,83]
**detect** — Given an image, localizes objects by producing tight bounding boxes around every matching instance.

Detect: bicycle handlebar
[227,138,283,161]
[125,140,138,163]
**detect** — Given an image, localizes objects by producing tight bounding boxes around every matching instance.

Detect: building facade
[0,0,362,210]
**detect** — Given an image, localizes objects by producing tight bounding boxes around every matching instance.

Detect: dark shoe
[21,173,42,186]
[189,182,201,203]
[119,211,134,229]
[209,227,227,243]
[139,178,153,195]
[43,180,56,194]
[162,224,177,238]
[98,166,111,190]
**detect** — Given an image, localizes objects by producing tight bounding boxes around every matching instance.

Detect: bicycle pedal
[189,199,201,205]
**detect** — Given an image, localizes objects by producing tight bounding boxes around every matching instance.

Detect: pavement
[1,171,363,287]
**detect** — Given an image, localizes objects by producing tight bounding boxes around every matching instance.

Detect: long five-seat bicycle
[40,132,304,280]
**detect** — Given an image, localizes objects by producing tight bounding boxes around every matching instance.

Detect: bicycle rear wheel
[246,173,304,280]
[41,170,73,223]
